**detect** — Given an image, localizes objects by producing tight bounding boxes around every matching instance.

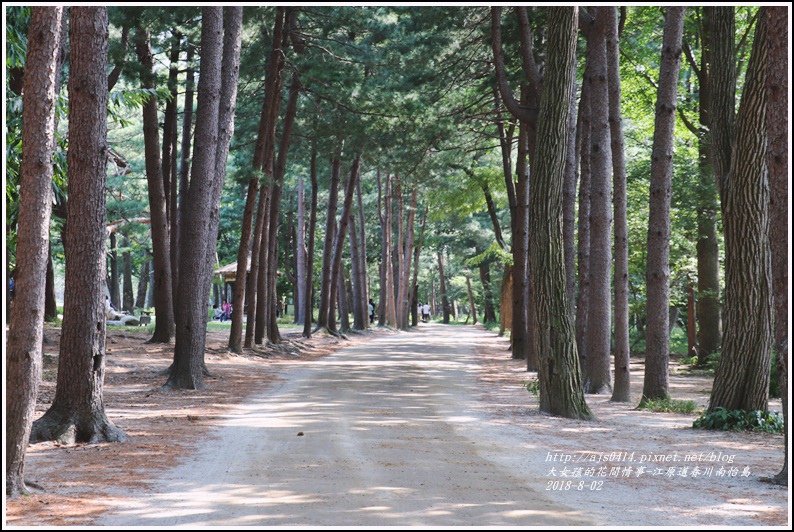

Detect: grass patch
[637,397,699,414]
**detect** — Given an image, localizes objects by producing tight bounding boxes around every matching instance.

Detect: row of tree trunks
[6,5,64,497]
[230,7,286,352]
[166,7,242,390]
[377,170,398,327]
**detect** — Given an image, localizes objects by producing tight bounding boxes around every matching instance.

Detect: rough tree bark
[30,6,126,445]
[708,9,772,413]
[583,6,614,395]
[6,6,63,497]
[641,6,685,403]
[167,7,241,389]
[766,5,788,487]
[529,6,593,420]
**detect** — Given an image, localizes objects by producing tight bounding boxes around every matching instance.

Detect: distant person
[422,302,431,323]
[221,300,231,321]
[369,298,376,324]
[213,304,223,321]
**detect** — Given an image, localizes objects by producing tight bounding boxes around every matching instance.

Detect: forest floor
[4,322,790,527]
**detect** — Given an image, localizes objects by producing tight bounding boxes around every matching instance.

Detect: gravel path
[97,324,594,527]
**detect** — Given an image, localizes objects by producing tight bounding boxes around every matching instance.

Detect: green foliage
[693,408,784,434]
[637,398,698,415]
[524,378,540,398]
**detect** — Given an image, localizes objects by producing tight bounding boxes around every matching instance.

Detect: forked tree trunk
[6,6,63,497]
[167,7,239,390]
[30,6,126,445]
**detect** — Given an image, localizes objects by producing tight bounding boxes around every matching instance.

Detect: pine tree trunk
[575,78,592,380]
[708,11,772,413]
[317,156,342,329]
[122,235,134,312]
[378,171,398,327]
[512,122,530,362]
[295,175,307,325]
[438,251,450,324]
[135,251,150,309]
[135,25,174,343]
[349,206,365,330]
[766,5,788,486]
[109,232,120,309]
[31,6,126,445]
[529,6,592,420]
[6,6,63,497]
[161,32,180,313]
[166,7,227,390]
[695,8,723,364]
[465,274,477,325]
[303,149,319,337]
[605,6,631,402]
[44,245,58,321]
[355,179,369,328]
[641,7,685,403]
[584,7,614,395]
[174,43,195,309]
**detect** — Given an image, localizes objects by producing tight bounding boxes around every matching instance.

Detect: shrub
[693,407,784,434]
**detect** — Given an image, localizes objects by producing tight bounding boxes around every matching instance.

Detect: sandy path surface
[96,325,594,527]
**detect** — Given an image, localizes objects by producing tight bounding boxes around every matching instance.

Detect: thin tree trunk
[6,6,63,497]
[303,148,319,338]
[438,251,450,324]
[606,6,630,402]
[398,188,417,330]
[465,273,477,325]
[265,71,300,344]
[642,7,685,403]
[44,245,58,321]
[162,30,180,312]
[30,6,126,445]
[327,155,361,334]
[109,231,120,309]
[410,206,428,327]
[295,175,306,325]
[135,25,174,343]
[317,156,342,329]
[122,235,134,312]
[355,178,369,328]
[378,171,397,327]
[173,38,194,307]
[575,77,592,379]
[349,204,365,330]
[135,250,150,308]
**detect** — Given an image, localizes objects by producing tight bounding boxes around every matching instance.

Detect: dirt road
[96,324,594,527]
